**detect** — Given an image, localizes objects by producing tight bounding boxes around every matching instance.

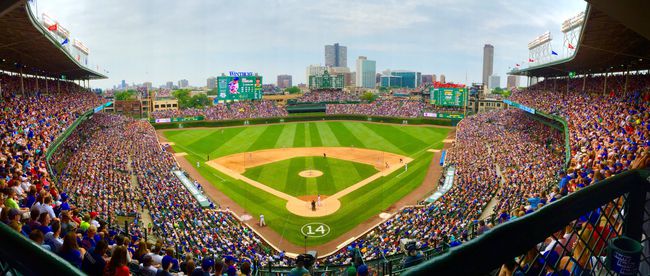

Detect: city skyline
[36,0,586,89]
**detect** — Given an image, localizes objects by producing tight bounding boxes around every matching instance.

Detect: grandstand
[1,1,650,276]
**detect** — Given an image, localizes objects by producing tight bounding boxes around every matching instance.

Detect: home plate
[174,152,188,157]
[240,215,252,221]
[427,149,441,153]
[379,213,392,219]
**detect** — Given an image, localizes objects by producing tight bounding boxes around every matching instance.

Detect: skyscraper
[355,56,376,88]
[207,77,217,89]
[166,81,174,89]
[325,43,347,67]
[489,75,501,89]
[306,65,328,83]
[277,74,292,89]
[507,75,519,89]
[421,75,433,84]
[482,44,494,85]
[178,79,189,88]
[440,74,446,83]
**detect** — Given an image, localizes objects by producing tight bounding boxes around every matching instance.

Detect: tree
[285,86,301,94]
[172,89,192,109]
[360,92,377,102]
[114,90,136,101]
[207,88,218,96]
[190,94,212,108]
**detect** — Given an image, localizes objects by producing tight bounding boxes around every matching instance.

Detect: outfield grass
[164,121,449,246]
[243,156,378,197]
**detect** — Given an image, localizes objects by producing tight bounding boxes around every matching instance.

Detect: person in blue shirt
[527,193,541,210]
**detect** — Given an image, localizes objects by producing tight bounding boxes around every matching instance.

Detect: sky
[34,0,586,89]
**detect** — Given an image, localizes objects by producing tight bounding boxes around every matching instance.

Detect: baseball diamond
[160,121,450,246]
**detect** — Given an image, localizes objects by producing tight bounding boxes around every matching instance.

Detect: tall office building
[440,74,446,83]
[166,81,174,89]
[277,74,293,89]
[355,56,376,88]
[325,43,347,67]
[421,75,433,84]
[482,44,494,85]
[207,77,217,89]
[390,70,421,88]
[121,80,127,90]
[506,75,519,89]
[489,75,501,89]
[306,65,328,83]
[178,79,189,88]
[143,82,152,90]
[432,74,437,83]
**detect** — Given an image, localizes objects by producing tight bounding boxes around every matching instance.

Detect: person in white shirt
[40,196,56,220]
[259,214,266,227]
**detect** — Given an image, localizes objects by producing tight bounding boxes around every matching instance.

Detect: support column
[36,75,39,93]
[45,77,48,94]
[582,74,586,92]
[567,76,570,95]
[554,78,557,91]
[624,69,629,97]
[603,72,608,95]
[19,67,24,96]
[57,79,60,93]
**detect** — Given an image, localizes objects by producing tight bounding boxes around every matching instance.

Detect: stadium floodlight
[528,31,551,50]
[561,12,585,33]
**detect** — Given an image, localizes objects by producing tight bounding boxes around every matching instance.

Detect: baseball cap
[202,257,215,269]
[224,255,237,263]
[161,255,173,270]
[357,264,369,276]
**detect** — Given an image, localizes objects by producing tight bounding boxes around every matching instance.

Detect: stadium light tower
[528,31,552,65]
[561,11,585,58]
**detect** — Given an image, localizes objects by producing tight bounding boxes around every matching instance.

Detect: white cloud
[33,0,586,87]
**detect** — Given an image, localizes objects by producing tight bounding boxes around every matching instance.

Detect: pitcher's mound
[298,170,323,178]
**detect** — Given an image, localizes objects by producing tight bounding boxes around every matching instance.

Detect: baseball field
[162,121,449,247]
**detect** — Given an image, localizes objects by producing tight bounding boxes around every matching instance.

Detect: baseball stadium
[0,0,649,275]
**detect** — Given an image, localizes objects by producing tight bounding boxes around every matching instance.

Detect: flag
[568,43,575,49]
[61,38,68,45]
[529,58,535,62]
[551,50,558,55]
[47,23,57,31]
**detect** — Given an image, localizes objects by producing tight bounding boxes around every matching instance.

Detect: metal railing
[0,222,84,275]
[404,168,650,275]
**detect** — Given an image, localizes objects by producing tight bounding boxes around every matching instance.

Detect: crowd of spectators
[327,99,427,118]
[48,112,293,272]
[296,89,359,103]
[325,109,565,265]
[3,69,650,274]
[1,72,86,97]
[150,100,287,121]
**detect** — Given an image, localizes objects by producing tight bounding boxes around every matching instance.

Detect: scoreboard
[215,76,263,103]
[430,87,466,107]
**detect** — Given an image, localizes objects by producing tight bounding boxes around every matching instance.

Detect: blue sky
[35,0,586,89]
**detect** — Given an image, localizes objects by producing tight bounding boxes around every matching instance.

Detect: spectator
[59,232,86,268]
[82,240,109,276]
[105,245,130,276]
